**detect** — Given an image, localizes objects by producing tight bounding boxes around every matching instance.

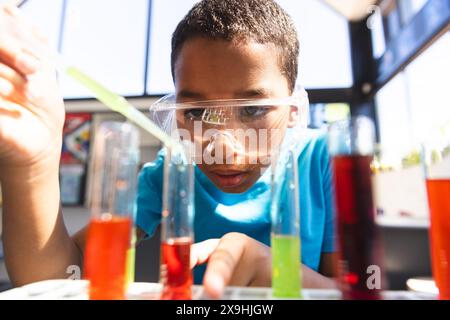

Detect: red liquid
[332,155,383,300]
[426,179,450,300]
[84,215,132,300]
[160,237,193,300]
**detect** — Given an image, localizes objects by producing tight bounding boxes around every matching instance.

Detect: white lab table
[0,280,438,300]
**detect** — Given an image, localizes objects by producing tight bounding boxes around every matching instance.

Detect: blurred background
[0,0,449,292]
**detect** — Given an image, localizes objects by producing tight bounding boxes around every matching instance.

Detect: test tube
[84,121,139,300]
[271,144,302,298]
[160,145,194,300]
[422,126,450,300]
[328,116,384,300]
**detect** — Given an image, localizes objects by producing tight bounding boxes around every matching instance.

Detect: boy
[0,0,336,299]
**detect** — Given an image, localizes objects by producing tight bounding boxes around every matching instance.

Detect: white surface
[406,278,439,295]
[372,165,430,220]
[0,279,438,300]
[376,216,429,229]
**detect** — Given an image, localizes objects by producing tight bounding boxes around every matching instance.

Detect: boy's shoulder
[298,128,329,158]
[138,149,165,186]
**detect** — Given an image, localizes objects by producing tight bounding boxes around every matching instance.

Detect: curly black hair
[171,0,300,93]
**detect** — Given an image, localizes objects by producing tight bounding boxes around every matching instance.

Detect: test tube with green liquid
[126,226,137,286]
[271,145,302,298]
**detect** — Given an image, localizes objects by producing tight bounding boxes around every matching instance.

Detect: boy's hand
[191,232,337,299]
[0,4,64,174]
[191,232,272,299]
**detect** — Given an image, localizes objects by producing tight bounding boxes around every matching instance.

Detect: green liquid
[271,234,302,298]
[125,228,137,286]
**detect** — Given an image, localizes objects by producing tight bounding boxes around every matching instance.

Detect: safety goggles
[150,87,309,130]
[149,87,310,166]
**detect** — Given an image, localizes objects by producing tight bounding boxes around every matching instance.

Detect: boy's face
[173,37,294,193]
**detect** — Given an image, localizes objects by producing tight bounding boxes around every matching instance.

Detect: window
[146,0,199,95]
[398,0,429,25]
[309,103,350,129]
[369,5,387,58]
[146,0,354,94]
[19,0,64,51]
[17,0,354,98]
[276,0,353,89]
[405,32,450,144]
[375,32,450,162]
[375,72,413,162]
[59,0,149,98]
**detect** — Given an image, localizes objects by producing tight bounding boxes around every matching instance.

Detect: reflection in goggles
[183,106,274,125]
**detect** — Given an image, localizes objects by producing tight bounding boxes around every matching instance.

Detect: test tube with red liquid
[160,145,194,300]
[328,116,385,300]
[84,122,139,300]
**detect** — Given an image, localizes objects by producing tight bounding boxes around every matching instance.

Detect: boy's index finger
[190,238,220,268]
[4,1,49,46]
[202,233,247,299]
[2,1,21,15]
[0,5,45,75]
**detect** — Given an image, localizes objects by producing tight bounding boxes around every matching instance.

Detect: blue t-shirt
[135,129,335,284]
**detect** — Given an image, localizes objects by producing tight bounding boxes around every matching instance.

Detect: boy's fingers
[0,6,48,75]
[0,96,21,116]
[202,233,247,299]
[0,61,26,88]
[0,77,14,98]
[190,239,220,268]
[4,3,49,46]
[0,36,40,75]
[7,0,23,7]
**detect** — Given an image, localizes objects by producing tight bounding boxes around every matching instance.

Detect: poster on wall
[60,113,92,205]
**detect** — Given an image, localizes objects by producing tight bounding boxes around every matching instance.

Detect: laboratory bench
[0,279,438,300]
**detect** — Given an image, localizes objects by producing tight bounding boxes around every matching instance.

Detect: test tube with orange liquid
[423,128,450,300]
[160,145,194,300]
[84,122,139,300]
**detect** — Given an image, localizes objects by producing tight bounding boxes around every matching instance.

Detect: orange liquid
[426,179,450,300]
[84,215,132,300]
[160,237,193,300]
